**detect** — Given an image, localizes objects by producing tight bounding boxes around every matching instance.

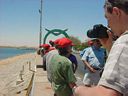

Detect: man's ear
[113,7,121,17]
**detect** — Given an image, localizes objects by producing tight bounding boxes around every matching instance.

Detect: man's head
[49,40,54,47]
[92,39,102,49]
[104,0,128,36]
[40,44,50,50]
[54,37,74,56]
[87,40,93,46]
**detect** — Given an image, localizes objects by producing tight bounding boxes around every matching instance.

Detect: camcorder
[87,24,109,38]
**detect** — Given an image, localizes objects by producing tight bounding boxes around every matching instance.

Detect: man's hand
[82,60,96,73]
[99,30,113,52]
[89,67,96,73]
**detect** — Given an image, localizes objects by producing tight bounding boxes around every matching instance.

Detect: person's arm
[73,56,78,73]
[63,59,77,89]
[74,63,78,73]
[74,85,122,96]
[82,60,96,73]
[81,48,96,73]
[69,83,77,96]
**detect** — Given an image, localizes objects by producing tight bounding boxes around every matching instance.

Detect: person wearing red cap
[39,43,55,70]
[87,40,93,46]
[68,53,78,73]
[80,40,93,58]
[39,44,50,70]
[55,37,78,73]
[42,39,61,72]
[42,40,60,96]
[46,37,77,96]
[40,43,55,55]
[40,44,50,54]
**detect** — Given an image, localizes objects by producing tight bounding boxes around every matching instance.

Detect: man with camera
[81,38,106,87]
[74,0,128,96]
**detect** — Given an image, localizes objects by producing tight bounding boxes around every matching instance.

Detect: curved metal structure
[43,29,69,44]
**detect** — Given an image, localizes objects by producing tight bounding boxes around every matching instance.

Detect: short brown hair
[104,0,128,14]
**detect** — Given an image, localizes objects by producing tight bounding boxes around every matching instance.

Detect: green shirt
[49,54,76,96]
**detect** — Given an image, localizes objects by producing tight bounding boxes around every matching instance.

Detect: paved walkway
[33,54,54,96]
[33,66,54,96]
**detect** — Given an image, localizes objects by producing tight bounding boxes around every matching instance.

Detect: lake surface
[0,47,36,60]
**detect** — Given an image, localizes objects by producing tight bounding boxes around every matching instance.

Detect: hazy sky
[0,0,107,47]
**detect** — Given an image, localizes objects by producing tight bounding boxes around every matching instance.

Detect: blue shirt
[68,54,78,65]
[68,54,78,73]
[81,46,106,69]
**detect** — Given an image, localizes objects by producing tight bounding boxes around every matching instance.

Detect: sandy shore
[0,53,40,96]
[0,52,53,96]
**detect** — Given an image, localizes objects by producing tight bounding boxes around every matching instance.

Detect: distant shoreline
[0,52,36,65]
[0,46,37,49]
[0,47,37,61]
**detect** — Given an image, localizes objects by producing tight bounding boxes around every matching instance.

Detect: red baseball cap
[87,40,93,46]
[55,37,74,48]
[54,38,61,45]
[40,44,50,49]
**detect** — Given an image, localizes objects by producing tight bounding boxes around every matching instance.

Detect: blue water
[0,47,36,60]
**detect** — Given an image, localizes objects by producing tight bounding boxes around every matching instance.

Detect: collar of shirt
[92,46,101,51]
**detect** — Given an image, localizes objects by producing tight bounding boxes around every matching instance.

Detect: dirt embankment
[0,53,41,96]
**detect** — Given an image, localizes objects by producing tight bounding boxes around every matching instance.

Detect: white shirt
[98,31,128,96]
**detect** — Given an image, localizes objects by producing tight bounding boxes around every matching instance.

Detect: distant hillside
[0,46,37,50]
[0,46,15,48]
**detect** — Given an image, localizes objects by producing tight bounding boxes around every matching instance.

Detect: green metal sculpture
[43,29,69,44]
